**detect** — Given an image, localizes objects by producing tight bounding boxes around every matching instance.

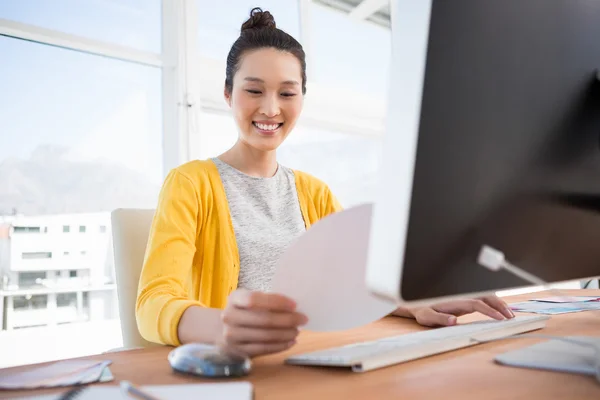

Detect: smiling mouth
[252,122,283,132]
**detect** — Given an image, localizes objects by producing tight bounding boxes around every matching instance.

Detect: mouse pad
[495,336,599,376]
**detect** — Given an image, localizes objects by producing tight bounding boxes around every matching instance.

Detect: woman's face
[225,47,304,153]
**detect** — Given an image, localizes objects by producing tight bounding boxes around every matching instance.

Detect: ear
[224,87,232,108]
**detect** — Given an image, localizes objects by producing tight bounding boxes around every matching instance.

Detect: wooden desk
[2,290,600,399]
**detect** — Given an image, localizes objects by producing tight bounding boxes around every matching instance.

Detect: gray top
[212,158,306,292]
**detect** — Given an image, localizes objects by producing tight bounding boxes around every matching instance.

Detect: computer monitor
[366,0,600,304]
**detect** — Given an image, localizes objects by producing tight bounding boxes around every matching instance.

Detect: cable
[477,245,599,312]
[476,244,600,383]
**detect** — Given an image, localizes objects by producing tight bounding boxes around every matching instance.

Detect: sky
[0,0,390,200]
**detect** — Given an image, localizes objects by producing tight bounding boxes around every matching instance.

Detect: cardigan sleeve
[135,169,206,346]
[320,182,344,217]
[293,169,343,224]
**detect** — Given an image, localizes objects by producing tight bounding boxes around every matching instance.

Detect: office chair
[111,208,160,349]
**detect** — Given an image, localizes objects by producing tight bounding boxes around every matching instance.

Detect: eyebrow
[244,76,300,85]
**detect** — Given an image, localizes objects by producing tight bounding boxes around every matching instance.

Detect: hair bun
[241,7,276,32]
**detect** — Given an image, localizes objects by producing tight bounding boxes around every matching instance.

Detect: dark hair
[225,7,307,95]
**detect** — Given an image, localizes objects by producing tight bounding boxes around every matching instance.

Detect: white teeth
[254,122,280,131]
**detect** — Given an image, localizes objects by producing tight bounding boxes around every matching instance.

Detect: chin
[243,132,287,152]
[250,140,282,152]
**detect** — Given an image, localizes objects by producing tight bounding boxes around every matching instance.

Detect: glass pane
[193,112,239,160]
[191,112,381,208]
[17,272,46,289]
[197,0,301,60]
[310,3,391,99]
[0,37,162,368]
[0,37,163,214]
[12,226,41,233]
[57,292,77,307]
[21,252,52,260]
[0,0,161,52]
[13,295,48,310]
[279,127,382,208]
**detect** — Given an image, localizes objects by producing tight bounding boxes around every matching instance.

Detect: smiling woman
[136,7,341,358]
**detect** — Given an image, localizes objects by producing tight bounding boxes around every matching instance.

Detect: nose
[259,93,281,118]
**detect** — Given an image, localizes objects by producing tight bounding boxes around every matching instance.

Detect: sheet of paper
[13,382,253,400]
[510,301,600,315]
[531,296,600,303]
[0,359,113,390]
[272,203,397,332]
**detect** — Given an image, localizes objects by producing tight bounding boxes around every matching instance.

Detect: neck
[218,140,278,178]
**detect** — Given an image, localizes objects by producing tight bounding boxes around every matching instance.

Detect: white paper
[272,203,397,331]
[22,382,253,400]
[0,359,112,390]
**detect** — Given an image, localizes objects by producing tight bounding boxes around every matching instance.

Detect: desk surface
[2,289,600,400]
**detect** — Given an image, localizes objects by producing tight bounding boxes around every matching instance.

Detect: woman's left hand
[394,295,515,327]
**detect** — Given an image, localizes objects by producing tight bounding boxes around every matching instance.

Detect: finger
[468,299,506,320]
[223,306,308,329]
[479,295,514,319]
[414,308,457,327]
[235,341,296,358]
[230,290,297,312]
[223,326,299,344]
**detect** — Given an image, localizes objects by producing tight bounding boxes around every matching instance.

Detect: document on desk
[14,382,253,400]
[272,203,397,332]
[0,359,113,390]
[510,300,600,314]
[531,296,600,303]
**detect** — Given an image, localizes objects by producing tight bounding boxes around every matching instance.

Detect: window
[0,38,163,217]
[0,0,162,52]
[310,2,391,99]
[1,3,163,368]
[279,127,381,207]
[13,295,48,310]
[17,272,46,288]
[21,252,52,260]
[13,226,41,233]
[83,291,90,308]
[79,226,86,233]
[197,1,301,60]
[193,112,239,161]
[57,292,77,308]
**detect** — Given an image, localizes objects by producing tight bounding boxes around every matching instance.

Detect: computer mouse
[168,343,251,378]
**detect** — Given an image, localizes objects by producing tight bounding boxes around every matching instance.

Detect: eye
[245,89,262,95]
[281,93,297,97]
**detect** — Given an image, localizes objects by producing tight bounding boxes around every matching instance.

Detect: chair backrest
[111,208,158,349]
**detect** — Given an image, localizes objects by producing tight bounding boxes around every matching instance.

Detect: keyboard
[286,315,549,372]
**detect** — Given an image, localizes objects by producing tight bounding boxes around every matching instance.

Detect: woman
[136,8,514,357]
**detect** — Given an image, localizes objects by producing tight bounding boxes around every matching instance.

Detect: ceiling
[313,0,391,28]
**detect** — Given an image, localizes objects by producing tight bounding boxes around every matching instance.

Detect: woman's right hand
[216,289,308,358]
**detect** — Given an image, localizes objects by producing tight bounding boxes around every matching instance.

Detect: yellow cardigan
[136,160,342,346]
